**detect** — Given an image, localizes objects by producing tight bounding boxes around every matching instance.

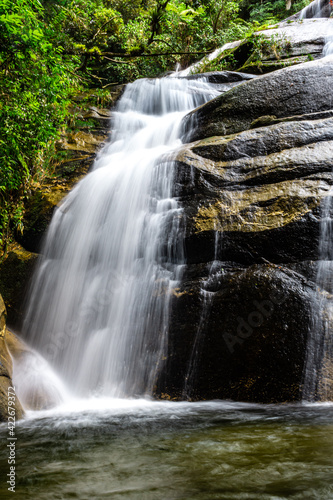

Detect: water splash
[11,343,69,410]
[21,77,220,400]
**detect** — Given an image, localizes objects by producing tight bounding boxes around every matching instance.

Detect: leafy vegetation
[0,0,312,253]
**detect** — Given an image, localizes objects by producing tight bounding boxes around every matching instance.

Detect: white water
[299,0,333,54]
[21,77,220,402]
[299,0,333,19]
[297,3,333,401]
[299,0,327,18]
[303,182,333,401]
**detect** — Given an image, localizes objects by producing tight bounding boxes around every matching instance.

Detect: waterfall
[182,233,221,399]
[296,2,333,402]
[303,186,333,401]
[299,0,333,55]
[22,77,220,399]
[299,0,332,19]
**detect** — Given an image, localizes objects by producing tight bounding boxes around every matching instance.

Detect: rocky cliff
[155,57,333,403]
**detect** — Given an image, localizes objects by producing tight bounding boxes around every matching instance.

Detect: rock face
[183,58,333,142]
[237,19,333,73]
[156,265,314,402]
[0,296,24,422]
[154,57,333,403]
[0,245,38,327]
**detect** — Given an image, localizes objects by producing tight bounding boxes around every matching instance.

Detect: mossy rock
[17,171,89,254]
[183,58,333,142]
[0,299,24,422]
[0,245,38,327]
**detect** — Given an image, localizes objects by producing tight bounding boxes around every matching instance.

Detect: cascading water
[299,0,332,18]
[299,3,333,400]
[21,77,220,401]
[299,0,333,55]
[182,233,222,399]
[302,191,333,401]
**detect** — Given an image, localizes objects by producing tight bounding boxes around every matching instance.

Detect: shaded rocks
[0,296,24,422]
[173,117,333,266]
[183,58,333,142]
[154,57,333,403]
[155,265,314,403]
[0,245,38,327]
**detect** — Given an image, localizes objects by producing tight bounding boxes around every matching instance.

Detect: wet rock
[153,61,333,402]
[155,265,314,403]
[0,297,24,422]
[0,245,38,327]
[183,58,333,142]
[168,117,333,266]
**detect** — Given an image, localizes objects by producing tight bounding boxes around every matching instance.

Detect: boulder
[183,58,333,142]
[0,297,24,422]
[153,58,333,402]
[155,265,315,403]
[236,19,333,73]
[170,117,333,265]
[0,245,38,327]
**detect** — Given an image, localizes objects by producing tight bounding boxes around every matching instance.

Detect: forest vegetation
[0,0,310,252]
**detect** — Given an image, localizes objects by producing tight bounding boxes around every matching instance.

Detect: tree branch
[98,50,213,58]
[89,17,117,44]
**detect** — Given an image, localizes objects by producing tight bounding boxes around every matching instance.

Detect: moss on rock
[0,245,38,327]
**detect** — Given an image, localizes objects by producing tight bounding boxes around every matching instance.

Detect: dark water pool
[1,399,333,499]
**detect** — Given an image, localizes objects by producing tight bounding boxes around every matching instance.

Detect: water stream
[20,77,220,402]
